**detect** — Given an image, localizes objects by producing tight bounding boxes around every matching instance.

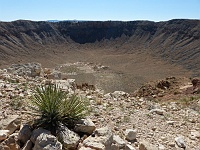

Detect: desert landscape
[0,19,200,150]
[0,19,199,92]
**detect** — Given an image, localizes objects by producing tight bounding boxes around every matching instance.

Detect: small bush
[30,84,89,134]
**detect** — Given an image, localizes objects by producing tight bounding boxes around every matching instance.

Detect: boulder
[18,124,32,144]
[124,129,137,141]
[74,118,96,135]
[33,133,62,150]
[57,124,80,150]
[82,126,113,150]
[30,128,51,144]
[0,115,21,135]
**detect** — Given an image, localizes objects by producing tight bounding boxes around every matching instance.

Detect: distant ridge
[47,19,89,22]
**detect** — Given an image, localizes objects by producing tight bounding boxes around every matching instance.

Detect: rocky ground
[0,62,200,150]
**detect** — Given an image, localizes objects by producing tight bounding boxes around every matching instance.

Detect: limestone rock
[139,141,158,150]
[55,79,76,91]
[74,118,96,135]
[18,124,32,144]
[33,133,62,150]
[113,135,126,148]
[0,130,9,141]
[57,125,80,150]
[175,136,186,148]
[30,128,51,144]
[82,126,113,150]
[158,144,165,150]
[149,109,165,115]
[124,129,137,141]
[0,115,21,135]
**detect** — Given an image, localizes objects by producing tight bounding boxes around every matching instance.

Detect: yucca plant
[30,84,89,134]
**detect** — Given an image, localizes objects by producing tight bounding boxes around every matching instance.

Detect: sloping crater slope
[0,19,199,92]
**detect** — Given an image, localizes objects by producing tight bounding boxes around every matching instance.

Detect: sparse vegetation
[177,95,200,106]
[172,95,200,114]
[30,84,89,134]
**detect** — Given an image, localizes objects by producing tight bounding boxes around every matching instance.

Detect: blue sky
[0,0,199,22]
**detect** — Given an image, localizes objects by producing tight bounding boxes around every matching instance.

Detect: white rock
[175,136,186,148]
[149,109,165,115]
[82,126,113,150]
[0,130,9,141]
[158,144,165,150]
[113,135,126,148]
[33,133,62,150]
[55,79,76,91]
[124,129,137,141]
[74,118,96,134]
[125,144,136,150]
[57,125,80,150]
[166,121,175,125]
[104,93,112,99]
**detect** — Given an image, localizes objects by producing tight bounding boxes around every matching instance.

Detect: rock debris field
[0,62,200,150]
